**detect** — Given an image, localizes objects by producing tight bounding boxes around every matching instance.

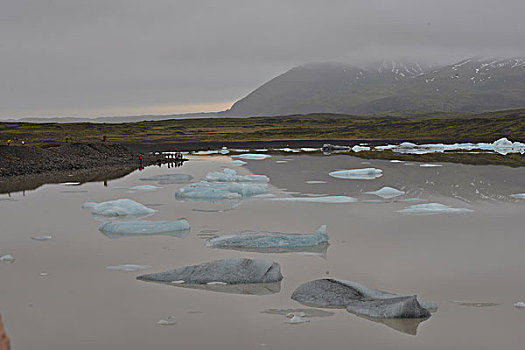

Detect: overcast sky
[2,0,525,118]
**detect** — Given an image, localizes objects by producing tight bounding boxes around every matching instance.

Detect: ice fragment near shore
[31,235,52,241]
[514,301,525,308]
[510,193,525,199]
[0,254,15,263]
[365,187,405,199]
[206,225,328,249]
[137,258,283,284]
[82,199,156,217]
[398,203,473,214]
[106,264,151,272]
[129,185,159,191]
[291,279,435,318]
[270,196,357,203]
[419,164,442,167]
[228,160,247,166]
[205,168,269,183]
[175,182,267,200]
[329,168,383,180]
[232,154,272,160]
[99,220,190,238]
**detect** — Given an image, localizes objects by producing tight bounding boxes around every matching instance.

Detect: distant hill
[222,58,525,116]
[2,112,218,124]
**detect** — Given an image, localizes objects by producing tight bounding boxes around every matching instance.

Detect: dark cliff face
[222,58,525,117]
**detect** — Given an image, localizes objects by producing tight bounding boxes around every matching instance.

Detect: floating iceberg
[510,193,525,199]
[0,254,15,263]
[99,220,190,239]
[365,187,405,199]
[228,160,247,166]
[233,154,272,160]
[206,225,328,250]
[300,148,320,152]
[270,196,357,203]
[205,168,269,183]
[137,258,283,285]
[329,168,383,180]
[82,199,156,217]
[514,301,525,308]
[129,185,160,191]
[139,174,193,184]
[306,180,326,184]
[286,313,310,324]
[419,164,442,168]
[397,203,473,215]
[291,279,435,319]
[175,181,268,201]
[192,150,219,155]
[106,264,152,271]
[31,235,52,241]
[352,145,371,152]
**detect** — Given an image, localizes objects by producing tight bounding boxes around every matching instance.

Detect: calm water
[1,154,525,349]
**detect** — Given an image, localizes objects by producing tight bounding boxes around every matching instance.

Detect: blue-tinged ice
[329,168,383,180]
[300,148,320,152]
[510,193,525,199]
[419,163,442,167]
[137,258,283,284]
[82,199,156,217]
[99,220,190,238]
[206,225,328,249]
[398,203,473,214]
[366,187,405,199]
[228,160,247,166]
[0,254,15,263]
[129,185,160,191]
[175,181,268,200]
[270,196,357,203]
[352,145,370,152]
[139,174,193,184]
[205,168,269,183]
[233,154,272,160]
[192,150,219,155]
[106,264,151,271]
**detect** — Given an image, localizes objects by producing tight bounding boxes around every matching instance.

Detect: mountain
[222,58,525,116]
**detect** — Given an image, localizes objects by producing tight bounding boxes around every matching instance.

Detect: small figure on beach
[0,314,11,350]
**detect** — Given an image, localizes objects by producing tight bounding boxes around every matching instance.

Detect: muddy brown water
[1,154,525,349]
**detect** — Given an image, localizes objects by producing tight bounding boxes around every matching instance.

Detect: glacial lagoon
[1,153,525,349]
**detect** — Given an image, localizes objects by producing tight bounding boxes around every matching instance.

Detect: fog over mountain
[2,1,525,118]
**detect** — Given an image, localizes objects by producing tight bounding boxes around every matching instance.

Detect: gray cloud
[2,0,525,117]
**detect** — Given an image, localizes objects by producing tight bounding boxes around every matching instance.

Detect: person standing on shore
[0,314,11,350]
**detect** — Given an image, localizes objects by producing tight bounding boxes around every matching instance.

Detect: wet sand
[1,155,525,349]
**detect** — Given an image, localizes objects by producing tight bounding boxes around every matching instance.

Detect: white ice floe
[175,182,268,200]
[129,185,160,191]
[277,148,300,153]
[99,220,190,237]
[82,199,156,217]
[306,181,327,184]
[375,138,525,155]
[220,147,230,155]
[270,196,357,204]
[365,187,405,199]
[31,235,52,241]
[61,182,81,186]
[206,281,227,285]
[286,312,310,324]
[205,168,269,183]
[106,264,152,272]
[227,160,247,166]
[329,168,383,180]
[232,154,272,160]
[420,164,442,168]
[390,160,404,163]
[352,145,371,152]
[510,193,525,199]
[397,203,473,215]
[514,301,525,308]
[206,225,329,249]
[0,254,15,263]
[157,319,175,326]
[300,148,320,152]
[192,150,219,155]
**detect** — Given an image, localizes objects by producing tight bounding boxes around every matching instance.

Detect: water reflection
[208,242,329,258]
[139,280,282,295]
[349,312,430,335]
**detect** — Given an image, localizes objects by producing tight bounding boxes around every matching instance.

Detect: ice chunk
[137,258,283,285]
[175,182,267,200]
[329,168,383,180]
[286,313,310,324]
[419,164,442,167]
[61,182,81,186]
[291,279,436,317]
[192,150,219,155]
[352,145,371,152]
[82,199,156,217]
[139,174,193,184]
[300,148,320,152]
[390,160,403,163]
[157,319,175,326]
[206,225,329,249]
[99,220,190,239]
[232,154,271,160]
[510,193,525,199]
[398,203,473,214]
[205,168,269,183]
[365,187,405,199]
[227,160,247,166]
[129,185,159,191]
[270,196,357,203]
[0,254,15,263]
[106,264,152,271]
[306,180,326,184]
[514,301,525,308]
[31,235,52,241]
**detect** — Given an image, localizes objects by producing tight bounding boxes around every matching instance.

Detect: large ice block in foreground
[137,258,283,285]
[175,181,268,200]
[205,168,269,183]
[206,225,328,249]
[291,279,435,318]
[82,199,156,217]
[329,168,383,180]
[397,203,473,214]
[270,196,357,203]
[365,187,405,199]
[99,220,190,239]
[232,154,272,160]
[139,174,193,184]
